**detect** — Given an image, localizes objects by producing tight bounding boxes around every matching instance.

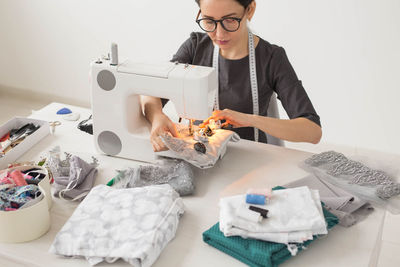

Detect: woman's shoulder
[189,31,210,41]
[172,32,213,64]
[186,32,213,50]
[257,36,287,60]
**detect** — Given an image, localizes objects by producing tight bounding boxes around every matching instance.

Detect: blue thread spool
[246,194,266,205]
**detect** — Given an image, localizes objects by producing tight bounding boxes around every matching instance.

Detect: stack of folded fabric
[203,186,339,267]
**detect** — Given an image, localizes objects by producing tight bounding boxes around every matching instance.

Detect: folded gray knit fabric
[112,158,195,196]
[47,147,98,201]
[285,175,374,227]
[302,151,400,214]
[304,151,400,199]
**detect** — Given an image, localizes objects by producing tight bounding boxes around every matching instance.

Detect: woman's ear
[246,1,256,21]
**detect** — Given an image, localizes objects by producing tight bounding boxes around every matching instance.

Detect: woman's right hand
[150,113,179,152]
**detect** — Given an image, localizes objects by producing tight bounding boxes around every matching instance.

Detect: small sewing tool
[49,121,61,134]
[56,107,72,115]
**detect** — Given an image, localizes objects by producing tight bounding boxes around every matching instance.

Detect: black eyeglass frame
[195,9,246,33]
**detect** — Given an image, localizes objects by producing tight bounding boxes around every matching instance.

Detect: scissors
[49,121,61,134]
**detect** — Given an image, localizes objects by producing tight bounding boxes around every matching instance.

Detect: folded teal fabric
[202,187,339,267]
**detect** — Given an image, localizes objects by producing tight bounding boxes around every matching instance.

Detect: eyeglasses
[195,10,245,33]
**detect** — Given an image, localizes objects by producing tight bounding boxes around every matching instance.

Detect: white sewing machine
[90,44,217,163]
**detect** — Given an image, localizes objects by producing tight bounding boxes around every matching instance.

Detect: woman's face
[198,0,249,50]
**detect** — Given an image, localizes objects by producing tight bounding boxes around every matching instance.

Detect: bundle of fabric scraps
[0,169,44,211]
[159,124,240,169]
[47,146,98,201]
[219,186,328,245]
[50,184,184,266]
[203,186,339,267]
[108,158,195,196]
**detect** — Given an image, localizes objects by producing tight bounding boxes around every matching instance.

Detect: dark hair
[195,0,253,9]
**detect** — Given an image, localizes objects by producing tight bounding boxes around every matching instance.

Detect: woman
[142,0,322,152]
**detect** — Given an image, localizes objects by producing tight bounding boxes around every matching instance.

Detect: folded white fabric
[219,186,327,244]
[49,184,184,266]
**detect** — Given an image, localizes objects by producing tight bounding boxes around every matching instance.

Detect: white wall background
[0,0,399,155]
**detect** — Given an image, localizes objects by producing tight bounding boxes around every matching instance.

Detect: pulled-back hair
[195,0,254,8]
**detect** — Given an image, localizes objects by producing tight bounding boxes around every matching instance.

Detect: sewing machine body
[91,57,217,163]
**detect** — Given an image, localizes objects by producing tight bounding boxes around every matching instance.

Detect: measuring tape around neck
[212,30,259,142]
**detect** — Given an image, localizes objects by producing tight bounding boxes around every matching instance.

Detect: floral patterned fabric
[50,184,184,266]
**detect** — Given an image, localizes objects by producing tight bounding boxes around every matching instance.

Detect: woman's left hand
[200,109,251,128]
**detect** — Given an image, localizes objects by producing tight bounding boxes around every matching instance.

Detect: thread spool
[9,170,28,186]
[236,206,262,223]
[245,194,266,205]
[110,43,118,66]
[249,205,269,218]
[246,187,272,199]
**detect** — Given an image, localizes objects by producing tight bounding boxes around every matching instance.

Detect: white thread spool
[110,43,118,66]
[236,205,262,223]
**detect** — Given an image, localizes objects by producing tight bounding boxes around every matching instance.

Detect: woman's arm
[201,109,322,144]
[251,114,322,144]
[141,33,199,151]
[141,96,179,151]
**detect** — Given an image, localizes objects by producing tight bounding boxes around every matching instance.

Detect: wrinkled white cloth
[158,125,240,169]
[219,186,327,244]
[49,184,184,267]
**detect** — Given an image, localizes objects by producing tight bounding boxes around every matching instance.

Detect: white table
[0,103,386,267]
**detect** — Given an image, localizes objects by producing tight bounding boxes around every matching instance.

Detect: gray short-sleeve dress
[166,32,320,144]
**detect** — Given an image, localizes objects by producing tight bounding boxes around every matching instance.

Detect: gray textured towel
[112,158,195,196]
[285,175,374,227]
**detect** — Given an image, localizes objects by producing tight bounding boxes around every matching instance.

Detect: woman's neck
[220,33,259,60]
